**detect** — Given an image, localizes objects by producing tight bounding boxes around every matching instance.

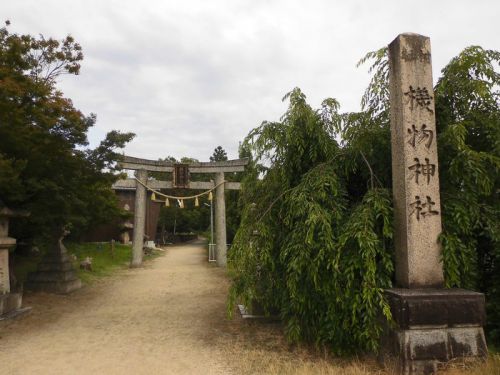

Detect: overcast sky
[4,1,499,161]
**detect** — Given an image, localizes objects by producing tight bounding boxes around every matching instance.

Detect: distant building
[84,187,161,244]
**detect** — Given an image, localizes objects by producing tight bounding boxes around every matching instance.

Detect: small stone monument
[385,33,487,374]
[26,227,82,294]
[0,204,30,319]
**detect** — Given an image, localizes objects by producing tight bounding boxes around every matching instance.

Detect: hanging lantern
[195,197,199,207]
[165,198,170,207]
[151,192,156,201]
[208,191,213,201]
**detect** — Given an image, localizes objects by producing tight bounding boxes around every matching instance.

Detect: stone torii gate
[115,155,248,268]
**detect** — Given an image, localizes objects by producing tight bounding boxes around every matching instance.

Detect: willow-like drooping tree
[228,88,394,353]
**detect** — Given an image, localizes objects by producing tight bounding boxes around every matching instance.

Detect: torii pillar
[131,169,147,267]
[215,172,227,267]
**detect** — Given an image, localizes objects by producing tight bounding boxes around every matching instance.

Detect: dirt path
[0,240,483,375]
[0,240,263,375]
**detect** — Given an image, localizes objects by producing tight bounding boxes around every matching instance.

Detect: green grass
[68,242,133,283]
[13,242,163,286]
[68,242,164,284]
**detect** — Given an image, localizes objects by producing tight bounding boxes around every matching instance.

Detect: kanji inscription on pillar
[389,33,444,288]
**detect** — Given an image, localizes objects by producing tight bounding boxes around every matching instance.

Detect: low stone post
[110,239,115,259]
[215,172,227,267]
[131,169,147,267]
[385,33,487,374]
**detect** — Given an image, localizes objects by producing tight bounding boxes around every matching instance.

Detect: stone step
[35,261,75,272]
[27,270,79,283]
[25,278,82,294]
[0,292,22,316]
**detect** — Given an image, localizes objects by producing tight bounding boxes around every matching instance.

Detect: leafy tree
[0,23,134,243]
[210,145,228,162]
[434,47,500,342]
[229,88,393,353]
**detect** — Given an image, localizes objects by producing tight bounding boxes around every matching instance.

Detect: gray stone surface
[0,292,23,316]
[389,33,444,288]
[386,289,486,328]
[0,216,16,295]
[237,304,280,321]
[0,248,10,294]
[112,178,242,191]
[215,172,227,267]
[390,327,487,374]
[118,155,248,173]
[0,306,32,321]
[131,169,147,267]
[27,277,82,294]
[120,230,130,244]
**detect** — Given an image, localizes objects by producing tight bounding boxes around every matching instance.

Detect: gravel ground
[0,240,244,375]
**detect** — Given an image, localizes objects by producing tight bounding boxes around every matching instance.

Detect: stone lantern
[0,204,29,319]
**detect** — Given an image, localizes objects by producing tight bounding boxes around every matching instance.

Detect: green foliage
[0,23,134,242]
[210,146,228,162]
[229,44,500,353]
[434,46,500,342]
[357,47,389,121]
[229,88,394,353]
[158,202,210,235]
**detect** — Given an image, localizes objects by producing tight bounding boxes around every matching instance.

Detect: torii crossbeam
[114,156,248,268]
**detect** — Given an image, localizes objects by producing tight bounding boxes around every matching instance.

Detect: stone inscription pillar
[215,172,227,267]
[389,33,444,288]
[385,33,487,375]
[131,169,147,267]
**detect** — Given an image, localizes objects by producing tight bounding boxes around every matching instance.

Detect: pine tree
[210,146,228,162]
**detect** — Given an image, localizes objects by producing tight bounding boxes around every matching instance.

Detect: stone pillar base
[0,292,22,315]
[26,252,81,294]
[383,288,487,375]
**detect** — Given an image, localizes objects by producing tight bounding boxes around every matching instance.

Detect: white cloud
[4,0,499,160]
